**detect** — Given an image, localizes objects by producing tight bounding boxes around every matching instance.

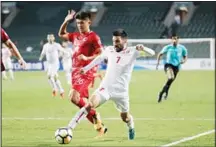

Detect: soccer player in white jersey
[1,43,14,80]
[66,29,155,140]
[60,41,73,85]
[39,34,65,98]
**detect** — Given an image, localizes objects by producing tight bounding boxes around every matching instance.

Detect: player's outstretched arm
[58,10,76,40]
[5,39,26,68]
[136,44,155,56]
[82,55,105,73]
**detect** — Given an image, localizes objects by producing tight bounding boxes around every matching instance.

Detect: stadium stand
[2,2,215,61]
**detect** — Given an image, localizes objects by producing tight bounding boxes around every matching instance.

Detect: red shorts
[1,60,5,71]
[72,68,95,98]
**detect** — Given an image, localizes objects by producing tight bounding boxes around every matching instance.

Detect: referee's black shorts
[164,63,179,78]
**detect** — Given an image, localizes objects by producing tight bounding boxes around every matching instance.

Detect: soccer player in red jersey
[58,10,107,135]
[1,28,26,71]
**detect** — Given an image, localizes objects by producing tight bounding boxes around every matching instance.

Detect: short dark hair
[112,29,128,38]
[75,11,91,20]
[172,35,179,39]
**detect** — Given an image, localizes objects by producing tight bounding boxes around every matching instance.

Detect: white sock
[48,77,57,91]
[127,115,134,130]
[68,107,88,129]
[55,79,64,93]
[2,71,7,79]
[8,69,14,80]
[65,71,71,85]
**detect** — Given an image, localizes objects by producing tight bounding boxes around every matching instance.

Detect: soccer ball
[55,127,73,144]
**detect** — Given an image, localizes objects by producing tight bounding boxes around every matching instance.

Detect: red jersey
[68,31,102,68]
[1,28,9,43]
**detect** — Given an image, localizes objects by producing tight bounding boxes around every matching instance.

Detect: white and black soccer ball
[55,127,73,144]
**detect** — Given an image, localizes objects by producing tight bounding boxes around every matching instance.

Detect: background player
[39,34,65,98]
[60,41,73,85]
[58,10,106,134]
[1,28,26,71]
[2,43,14,80]
[156,36,188,103]
[67,29,155,140]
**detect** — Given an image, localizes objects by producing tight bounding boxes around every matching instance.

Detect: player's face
[47,35,55,43]
[76,18,91,33]
[112,36,125,52]
[172,37,179,46]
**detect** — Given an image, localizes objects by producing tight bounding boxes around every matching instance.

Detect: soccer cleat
[52,90,57,97]
[158,91,163,103]
[93,113,108,138]
[60,92,64,98]
[94,124,108,139]
[128,128,135,140]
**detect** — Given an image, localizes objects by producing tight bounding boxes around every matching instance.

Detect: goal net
[127,38,215,70]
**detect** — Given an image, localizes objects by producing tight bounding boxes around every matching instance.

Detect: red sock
[77,97,85,108]
[86,109,96,124]
[77,97,96,124]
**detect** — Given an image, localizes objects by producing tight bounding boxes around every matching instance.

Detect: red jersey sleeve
[92,34,103,50]
[68,33,76,43]
[1,28,9,43]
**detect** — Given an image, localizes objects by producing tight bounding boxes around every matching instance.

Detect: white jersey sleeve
[135,45,155,57]
[82,46,111,73]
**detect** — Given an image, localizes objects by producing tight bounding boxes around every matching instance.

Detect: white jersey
[84,46,140,96]
[2,47,12,62]
[61,47,73,63]
[101,46,140,95]
[41,42,63,64]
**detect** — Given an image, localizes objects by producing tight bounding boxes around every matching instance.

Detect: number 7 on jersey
[116,56,121,63]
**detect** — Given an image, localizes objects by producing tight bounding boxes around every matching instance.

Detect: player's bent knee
[89,95,100,108]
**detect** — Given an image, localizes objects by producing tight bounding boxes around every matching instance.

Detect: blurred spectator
[160,6,188,38]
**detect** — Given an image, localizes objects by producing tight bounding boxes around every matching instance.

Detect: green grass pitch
[2,70,215,146]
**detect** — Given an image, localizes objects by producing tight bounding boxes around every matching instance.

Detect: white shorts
[3,60,13,69]
[93,87,129,113]
[47,63,59,77]
[62,61,72,72]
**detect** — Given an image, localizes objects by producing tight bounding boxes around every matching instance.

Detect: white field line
[160,129,215,147]
[2,117,215,121]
